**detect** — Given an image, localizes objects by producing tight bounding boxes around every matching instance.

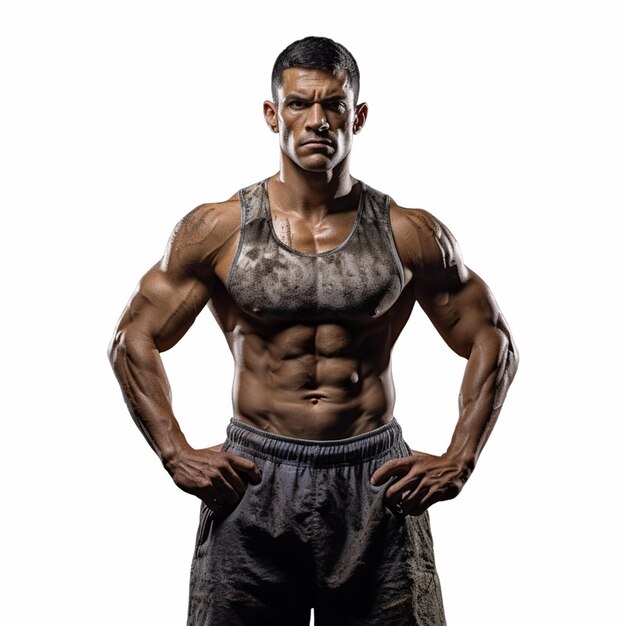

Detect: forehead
[279,67,352,99]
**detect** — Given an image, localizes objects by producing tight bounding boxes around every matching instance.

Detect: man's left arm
[372,210,519,516]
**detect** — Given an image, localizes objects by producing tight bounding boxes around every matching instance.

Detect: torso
[198,177,422,440]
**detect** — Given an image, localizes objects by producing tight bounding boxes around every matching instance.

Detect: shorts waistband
[225,418,405,467]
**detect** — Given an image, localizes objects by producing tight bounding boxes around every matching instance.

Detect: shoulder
[171,194,241,248]
[389,201,469,287]
[162,193,241,278]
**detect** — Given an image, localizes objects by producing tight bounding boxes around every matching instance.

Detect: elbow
[474,323,519,379]
[107,327,126,370]
[510,336,519,367]
[108,323,157,373]
[108,321,138,373]
[502,323,519,379]
[490,312,519,380]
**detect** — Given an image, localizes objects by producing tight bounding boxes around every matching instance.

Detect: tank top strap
[358,182,391,226]
[357,183,403,283]
[238,178,269,225]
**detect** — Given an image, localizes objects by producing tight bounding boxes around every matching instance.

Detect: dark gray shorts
[187,418,446,626]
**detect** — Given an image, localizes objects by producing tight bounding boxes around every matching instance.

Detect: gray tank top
[226,179,405,321]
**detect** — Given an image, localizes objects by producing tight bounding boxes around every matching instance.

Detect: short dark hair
[271,36,360,103]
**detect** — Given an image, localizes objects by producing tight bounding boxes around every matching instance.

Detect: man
[109,36,518,626]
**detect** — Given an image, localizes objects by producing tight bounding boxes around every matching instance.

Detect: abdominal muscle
[230,320,396,440]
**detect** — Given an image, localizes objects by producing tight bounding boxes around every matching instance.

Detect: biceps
[417,271,501,358]
[124,265,212,352]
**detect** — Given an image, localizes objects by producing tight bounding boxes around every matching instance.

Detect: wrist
[443,448,476,477]
[161,435,192,473]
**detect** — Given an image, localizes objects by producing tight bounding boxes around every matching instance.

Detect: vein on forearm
[451,325,518,463]
[111,331,184,461]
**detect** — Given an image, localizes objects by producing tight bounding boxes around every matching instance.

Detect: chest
[270,208,359,255]
[225,180,405,321]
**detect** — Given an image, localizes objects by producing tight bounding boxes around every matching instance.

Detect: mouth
[302,137,332,145]
[302,139,333,150]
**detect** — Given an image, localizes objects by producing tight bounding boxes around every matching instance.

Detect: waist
[225,417,406,467]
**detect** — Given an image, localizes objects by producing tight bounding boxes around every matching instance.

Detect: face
[264,68,368,172]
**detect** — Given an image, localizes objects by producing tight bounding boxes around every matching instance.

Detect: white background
[2,1,624,625]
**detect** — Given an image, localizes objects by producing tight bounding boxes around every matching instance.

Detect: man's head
[265,37,368,174]
[271,36,360,104]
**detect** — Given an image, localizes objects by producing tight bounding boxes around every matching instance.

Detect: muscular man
[109,36,518,626]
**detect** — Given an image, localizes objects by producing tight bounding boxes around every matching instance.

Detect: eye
[326,100,347,113]
[288,100,307,110]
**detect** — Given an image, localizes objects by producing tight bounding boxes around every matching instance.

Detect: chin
[297,156,339,173]
[302,164,333,173]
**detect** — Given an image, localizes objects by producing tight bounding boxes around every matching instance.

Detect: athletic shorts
[187,418,446,626]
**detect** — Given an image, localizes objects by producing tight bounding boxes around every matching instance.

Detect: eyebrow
[283,93,348,103]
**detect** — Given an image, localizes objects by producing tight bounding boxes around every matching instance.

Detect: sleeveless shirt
[226,179,405,321]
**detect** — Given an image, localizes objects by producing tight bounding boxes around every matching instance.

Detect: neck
[272,153,355,213]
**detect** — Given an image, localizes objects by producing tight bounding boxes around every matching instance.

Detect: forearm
[446,325,519,470]
[109,329,189,465]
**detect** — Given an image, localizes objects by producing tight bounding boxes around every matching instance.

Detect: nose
[305,103,330,132]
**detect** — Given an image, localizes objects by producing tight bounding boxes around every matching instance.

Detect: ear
[263,100,279,133]
[353,102,368,135]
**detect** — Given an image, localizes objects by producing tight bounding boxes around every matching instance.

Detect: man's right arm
[108,204,261,509]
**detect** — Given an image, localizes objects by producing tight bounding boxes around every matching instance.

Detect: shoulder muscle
[162,197,240,282]
[391,203,469,291]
